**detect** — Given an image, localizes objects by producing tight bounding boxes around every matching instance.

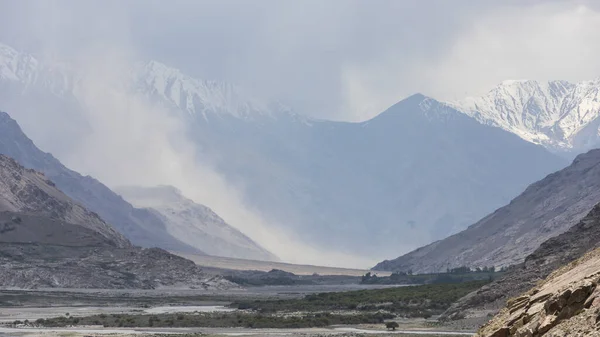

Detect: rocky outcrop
[0,209,233,289]
[374,149,600,273]
[478,247,600,336]
[452,79,600,153]
[0,157,234,289]
[0,154,129,247]
[0,241,232,289]
[441,202,600,326]
[0,42,568,261]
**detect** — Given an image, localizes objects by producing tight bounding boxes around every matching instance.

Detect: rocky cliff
[477,245,600,336]
[0,154,129,247]
[442,202,600,326]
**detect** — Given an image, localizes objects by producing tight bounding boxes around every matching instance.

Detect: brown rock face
[489,327,509,337]
[477,247,600,336]
[0,155,234,290]
[0,154,130,247]
[442,201,600,326]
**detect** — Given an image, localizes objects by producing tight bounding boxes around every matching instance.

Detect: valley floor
[0,325,473,337]
[0,285,476,337]
[173,252,391,277]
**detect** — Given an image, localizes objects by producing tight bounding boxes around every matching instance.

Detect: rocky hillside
[374,149,600,273]
[442,202,600,326]
[0,158,233,289]
[0,240,231,289]
[116,185,275,261]
[0,211,117,247]
[477,244,600,336]
[0,110,204,254]
[0,154,129,247]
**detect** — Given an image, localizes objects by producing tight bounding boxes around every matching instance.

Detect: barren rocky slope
[116,185,275,261]
[0,154,129,247]
[477,244,600,336]
[0,110,203,254]
[374,149,600,273]
[442,202,600,327]
[0,156,233,289]
[453,79,600,153]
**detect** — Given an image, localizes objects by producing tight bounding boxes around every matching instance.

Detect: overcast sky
[1,0,599,120]
[2,0,600,267]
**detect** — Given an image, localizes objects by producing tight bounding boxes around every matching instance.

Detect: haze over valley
[0,41,585,267]
[3,1,600,336]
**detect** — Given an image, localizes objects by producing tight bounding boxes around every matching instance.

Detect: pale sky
[1,0,599,121]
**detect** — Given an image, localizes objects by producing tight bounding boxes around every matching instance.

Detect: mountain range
[116,185,276,261]
[453,79,600,153]
[0,42,571,262]
[373,148,600,273]
[0,154,232,289]
[0,109,273,261]
[0,154,129,248]
[476,215,600,336]
[443,201,600,328]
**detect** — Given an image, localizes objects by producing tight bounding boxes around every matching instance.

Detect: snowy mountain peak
[452,78,600,152]
[133,60,272,120]
[0,41,296,122]
[0,42,39,83]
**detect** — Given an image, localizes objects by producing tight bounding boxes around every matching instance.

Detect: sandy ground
[0,326,474,337]
[0,301,475,337]
[0,305,235,322]
[172,253,391,277]
[0,285,471,337]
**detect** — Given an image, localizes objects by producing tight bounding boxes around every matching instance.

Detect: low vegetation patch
[34,311,394,329]
[231,281,489,318]
[362,268,506,285]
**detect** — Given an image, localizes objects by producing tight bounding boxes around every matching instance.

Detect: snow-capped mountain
[0,153,130,248]
[0,41,568,264]
[452,79,600,153]
[132,61,282,120]
[0,42,291,121]
[115,185,276,261]
[0,43,75,96]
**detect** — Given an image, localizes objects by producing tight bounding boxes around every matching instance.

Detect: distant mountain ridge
[373,149,600,273]
[116,185,276,261]
[474,205,600,336]
[0,156,234,289]
[0,110,204,254]
[5,41,600,155]
[0,41,569,263]
[0,154,129,247]
[194,94,565,257]
[442,203,600,326]
[452,79,600,153]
